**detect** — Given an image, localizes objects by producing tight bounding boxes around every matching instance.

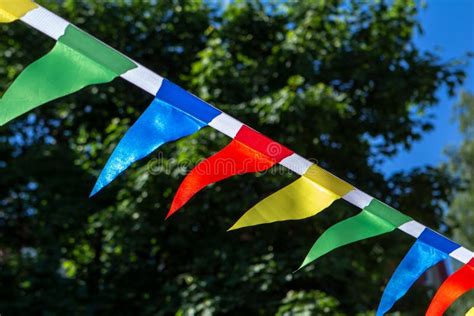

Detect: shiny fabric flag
[299,199,412,269]
[167,126,293,217]
[0,25,136,125]
[0,0,37,23]
[426,258,474,316]
[91,79,220,195]
[229,165,353,230]
[91,97,213,196]
[377,229,461,316]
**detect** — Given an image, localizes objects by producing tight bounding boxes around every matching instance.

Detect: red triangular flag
[167,126,292,217]
[426,258,474,316]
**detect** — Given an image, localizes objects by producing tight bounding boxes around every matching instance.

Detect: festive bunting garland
[1,1,473,314]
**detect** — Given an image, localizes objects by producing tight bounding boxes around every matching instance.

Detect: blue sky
[381,0,474,175]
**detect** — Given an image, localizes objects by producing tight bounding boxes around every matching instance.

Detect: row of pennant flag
[1,1,473,314]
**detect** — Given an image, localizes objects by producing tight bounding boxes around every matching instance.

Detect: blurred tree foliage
[0,0,466,315]
[446,91,474,314]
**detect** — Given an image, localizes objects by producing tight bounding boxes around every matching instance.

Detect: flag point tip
[89,184,102,198]
[165,209,176,220]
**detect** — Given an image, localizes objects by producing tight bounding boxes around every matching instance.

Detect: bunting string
[1,1,473,314]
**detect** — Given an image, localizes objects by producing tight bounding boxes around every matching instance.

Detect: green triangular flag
[0,25,136,125]
[299,199,412,269]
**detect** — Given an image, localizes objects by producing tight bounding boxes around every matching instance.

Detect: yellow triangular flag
[0,0,37,23]
[229,165,353,230]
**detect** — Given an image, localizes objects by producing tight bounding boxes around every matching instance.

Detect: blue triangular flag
[91,97,209,196]
[376,229,460,315]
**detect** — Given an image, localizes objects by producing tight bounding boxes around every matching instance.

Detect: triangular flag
[0,0,37,23]
[377,229,461,316]
[167,126,293,217]
[377,228,459,316]
[91,98,208,196]
[426,258,474,316]
[299,199,411,269]
[229,165,353,230]
[0,25,136,125]
[91,79,221,195]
